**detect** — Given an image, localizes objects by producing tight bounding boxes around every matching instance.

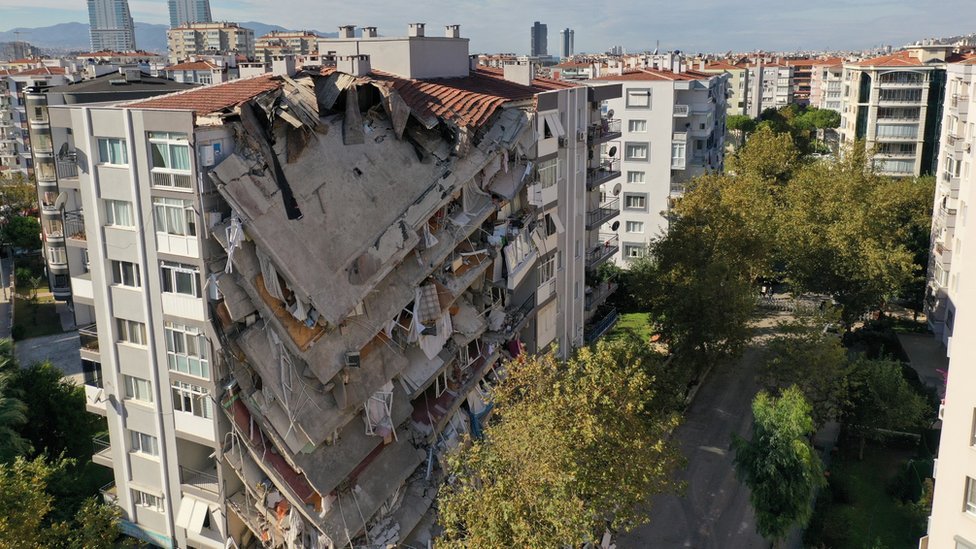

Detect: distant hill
[0,21,333,54]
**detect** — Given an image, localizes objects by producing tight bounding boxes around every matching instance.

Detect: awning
[176,495,212,534]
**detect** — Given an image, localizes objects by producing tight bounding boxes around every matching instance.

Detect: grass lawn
[606,312,653,343]
[807,442,924,548]
[12,293,63,340]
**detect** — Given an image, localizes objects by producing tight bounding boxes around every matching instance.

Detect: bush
[842,318,909,361]
[829,472,854,505]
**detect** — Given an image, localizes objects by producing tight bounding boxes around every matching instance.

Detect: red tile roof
[703,61,743,71]
[126,73,282,115]
[785,59,818,67]
[591,68,713,82]
[12,66,67,76]
[165,60,220,71]
[853,51,923,67]
[812,57,844,66]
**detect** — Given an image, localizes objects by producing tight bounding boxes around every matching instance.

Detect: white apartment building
[47,23,622,548]
[924,57,976,549]
[745,61,793,117]
[0,66,73,176]
[254,31,319,62]
[166,22,255,63]
[810,57,844,113]
[702,61,748,116]
[839,45,968,178]
[591,68,728,264]
[926,58,975,343]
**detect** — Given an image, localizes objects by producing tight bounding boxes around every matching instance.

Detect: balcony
[585,233,619,270]
[949,134,970,154]
[671,156,687,170]
[589,118,621,144]
[585,307,619,343]
[100,481,119,506]
[79,323,100,361]
[673,104,690,117]
[586,160,621,190]
[151,170,193,190]
[951,94,969,115]
[92,434,113,467]
[585,197,620,230]
[64,210,86,242]
[56,158,78,180]
[585,282,618,311]
[180,465,220,500]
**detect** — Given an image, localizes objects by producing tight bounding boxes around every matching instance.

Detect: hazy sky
[1,0,975,53]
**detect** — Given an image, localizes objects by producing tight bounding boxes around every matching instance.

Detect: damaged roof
[125,73,282,115]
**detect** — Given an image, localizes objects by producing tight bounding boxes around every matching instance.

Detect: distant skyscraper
[168,0,212,28]
[560,28,574,58]
[87,0,136,52]
[530,21,547,57]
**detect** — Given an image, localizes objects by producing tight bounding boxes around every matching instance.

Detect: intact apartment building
[702,60,748,116]
[254,31,319,62]
[23,70,193,301]
[924,57,976,549]
[1,66,73,176]
[88,0,137,52]
[166,22,255,63]
[838,45,964,177]
[47,23,622,548]
[745,60,793,117]
[785,59,815,106]
[810,57,844,113]
[591,68,728,263]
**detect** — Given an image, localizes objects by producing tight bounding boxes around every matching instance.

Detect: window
[117,319,147,345]
[971,408,976,447]
[123,375,153,403]
[160,261,200,297]
[626,89,651,108]
[626,221,644,233]
[153,197,196,236]
[47,246,66,265]
[129,430,158,457]
[172,381,213,418]
[627,171,645,184]
[111,260,141,288]
[148,132,191,174]
[624,244,645,258]
[97,138,128,165]
[624,194,647,210]
[537,254,555,285]
[132,489,163,511]
[628,119,647,132]
[625,143,648,161]
[672,141,686,161]
[537,158,558,188]
[968,477,976,516]
[104,199,133,227]
[165,322,210,379]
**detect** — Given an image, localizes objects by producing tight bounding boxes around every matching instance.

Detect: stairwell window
[172,381,213,418]
[625,143,649,161]
[123,375,153,404]
[96,137,127,166]
[165,322,210,379]
[148,132,192,189]
[111,260,141,288]
[160,261,200,297]
[153,197,196,236]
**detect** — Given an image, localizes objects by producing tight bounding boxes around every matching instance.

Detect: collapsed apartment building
[50,23,622,548]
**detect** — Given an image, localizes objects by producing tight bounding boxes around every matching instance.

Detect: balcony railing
[151,170,193,190]
[100,481,118,506]
[79,323,99,352]
[673,104,690,116]
[64,210,86,241]
[180,465,220,495]
[586,160,621,190]
[56,158,78,179]
[585,233,619,269]
[585,197,620,230]
[589,118,621,144]
[585,282,618,311]
[585,307,620,343]
[671,156,686,170]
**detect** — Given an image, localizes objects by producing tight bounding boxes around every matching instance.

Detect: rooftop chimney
[503,61,534,86]
[408,23,425,37]
[469,54,479,71]
[271,55,296,76]
[338,54,371,77]
[338,25,356,39]
[445,24,461,38]
[362,26,378,38]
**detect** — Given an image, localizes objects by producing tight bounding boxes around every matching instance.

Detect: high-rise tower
[87,0,136,51]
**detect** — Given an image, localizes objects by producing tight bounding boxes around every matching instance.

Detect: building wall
[88,0,136,51]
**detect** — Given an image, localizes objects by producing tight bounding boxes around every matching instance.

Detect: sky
[1,0,975,54]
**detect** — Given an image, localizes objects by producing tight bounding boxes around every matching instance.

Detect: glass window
[160,261,200,297]
[625,143,648,161]
[96,138,128,165]
[537,158,558,188]
[152,197,196,236]
[123,375,153,403]
[165,322,210,379]
[129,430,158,457]
[626,89,651,108]
[104,200,133,227]
[624,194,646,209]
[117,319,147,345]
[626,171,645,184]
[672,141,686,160]
[111,260,141,287]
[626,221,644,233]
[628,119,647,132]
[47,246,66,265]
[967,477,976,515]
[537,255,555,285]
[172,381,213,418]
[131,489,162,511]
[624,244,645,258]
[148,132,191,172]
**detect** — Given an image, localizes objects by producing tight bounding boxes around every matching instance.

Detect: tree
[733,387,825,545]
[845,358,929,459]
[0,455,124,548]
[726,114,756,150]
[0,215,41,251]
[760,314,850,429]
[727,125,801,184]
[0,371,28,463]
[438,341,683,547]
[0,177,37,215]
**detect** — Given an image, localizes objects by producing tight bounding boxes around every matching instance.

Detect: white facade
[926,61,976,549]
[810,59,844,113]
[1,68,73,176]
[166,22,255,63]
[746,62,793,117]
[593,70,728,265]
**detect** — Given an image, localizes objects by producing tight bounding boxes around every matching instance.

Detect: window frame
[171,380,213,419]
[626,221,644,233]
[160,261,200,297]
[623,193,647,210]
[104,199,134,228]
[117,318,147,346]
[96,137,128,166]
[129,430,158,457]
[131,489,163,511]
[626,171,646,184]
[625,88,651,109]
[111,260,141,288]
[123,375,153,404]
[624,142,649,161]
[152,197,197,237]
[165,322,210,380]
[627,119,648,133]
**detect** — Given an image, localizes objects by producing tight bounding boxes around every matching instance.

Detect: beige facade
[166,22,254,63]
[254,31,319,62]
[702,62,748,116]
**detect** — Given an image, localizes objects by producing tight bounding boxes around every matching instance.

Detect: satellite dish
[54,192,67,210]
[606,109,615,119]
[607,145,618,157]
[612,183,622,196]
[610,220,620,231]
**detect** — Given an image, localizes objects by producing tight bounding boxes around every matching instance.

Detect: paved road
[617,314,790,549]
[14,331,84,384]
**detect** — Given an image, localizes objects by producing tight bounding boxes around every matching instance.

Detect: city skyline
[1,0,975,54]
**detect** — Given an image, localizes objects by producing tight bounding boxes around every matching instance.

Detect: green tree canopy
[845,358,930,458]
[726,114,757,134]
[438,341,683,548]
[0,371,28,462]
[733,387,825,543]
[0,215,41,251]
[727,125,802,184]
